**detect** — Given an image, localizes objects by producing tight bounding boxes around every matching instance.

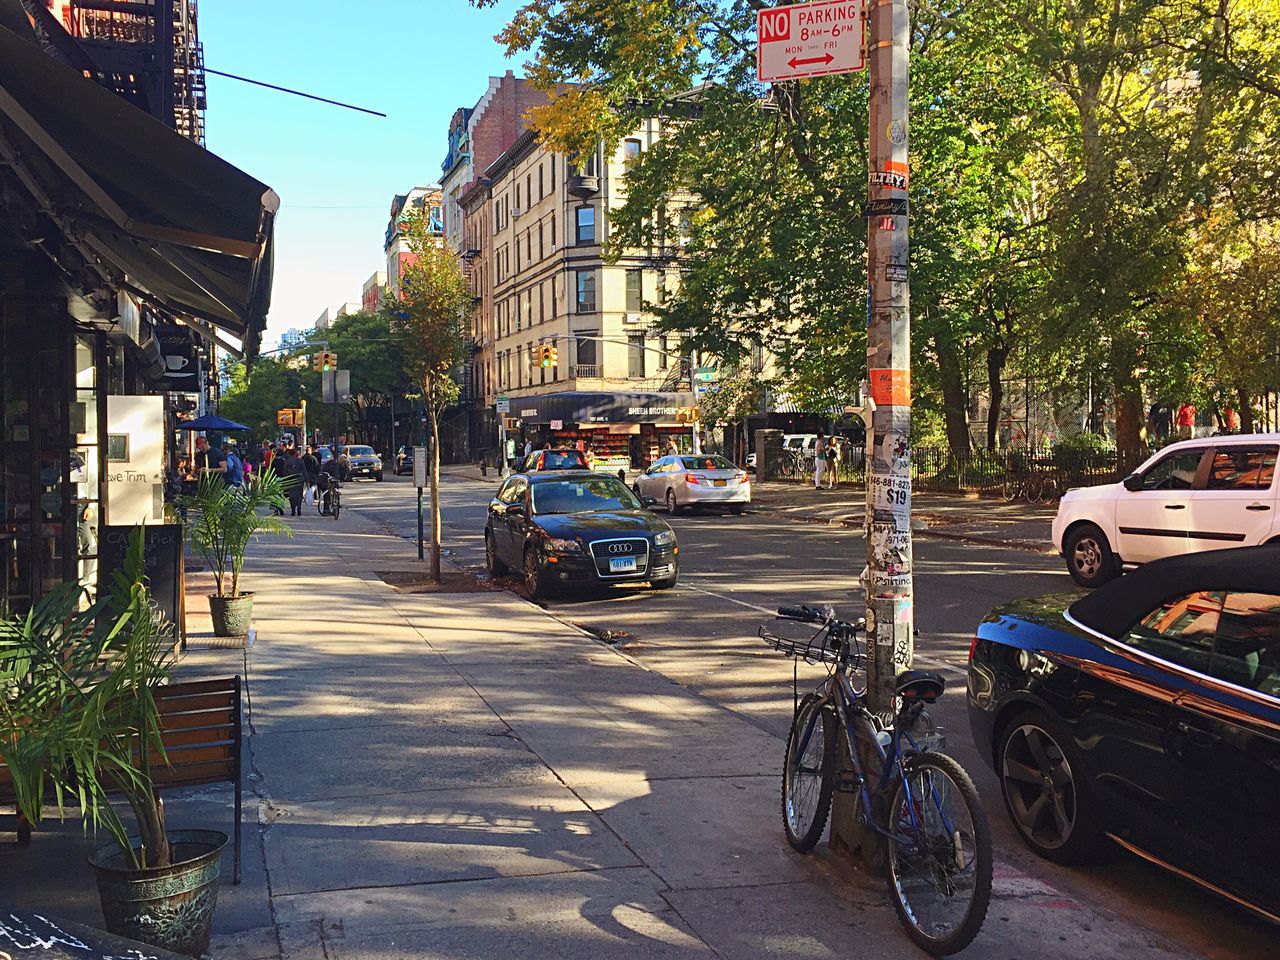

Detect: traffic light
[313,350,337,372]
[539,344,552,368]
[549,344,558,366]
[312,353,323,372]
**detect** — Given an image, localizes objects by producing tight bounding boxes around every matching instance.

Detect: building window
[526,174,532,207]
[493,200,500,233]
[539,223,545,260]
[575,206,595,245]
[625,269,642,312]
[523,290,532,327]
[628,334,646,379]
[550,275,557,317]
[526,230,532,262]
[575,271,596,313]
[576,335,597,368]
[659,335,669,369]
[539,283,545,324]
[624,138,642,163]
[515,182,521,210]
[551,154,556,182]
[550,214,556,249]
[539,164,544,199]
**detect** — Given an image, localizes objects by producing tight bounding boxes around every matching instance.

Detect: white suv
[1053,435,1280,587]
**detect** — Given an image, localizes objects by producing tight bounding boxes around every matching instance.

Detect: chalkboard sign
[0,903,189,960]
[98,524,184,640]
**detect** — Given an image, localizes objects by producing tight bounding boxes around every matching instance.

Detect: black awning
[514,392,697,425]
[0,14,276,352]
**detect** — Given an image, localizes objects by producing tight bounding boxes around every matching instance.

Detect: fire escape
[64,1,206,144]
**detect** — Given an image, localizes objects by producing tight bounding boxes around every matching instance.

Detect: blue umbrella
[179,414,251,431]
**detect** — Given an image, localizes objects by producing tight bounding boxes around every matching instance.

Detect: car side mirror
[1122,473,1144,492]
[642,496,658,509]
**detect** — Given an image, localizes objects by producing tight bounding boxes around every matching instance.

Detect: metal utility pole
[863,0,913,715]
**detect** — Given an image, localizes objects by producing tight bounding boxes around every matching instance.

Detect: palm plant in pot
[0,530,224,957]
[184,466,292,636]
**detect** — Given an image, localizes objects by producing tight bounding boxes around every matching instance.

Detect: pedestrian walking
[301,445,321,506]
[813,431,828,490]
[825,436,841,489]
[665,438,679,456]
[278,449,304,515]
[523,439,533,458]
[222,441,244,488]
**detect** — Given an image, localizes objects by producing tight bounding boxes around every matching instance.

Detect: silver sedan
[633,454,751,514]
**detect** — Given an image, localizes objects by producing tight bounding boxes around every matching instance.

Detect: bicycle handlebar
[777,604,821,623]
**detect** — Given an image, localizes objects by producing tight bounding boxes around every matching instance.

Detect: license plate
[714,479,727,487]
[609,557,638,573]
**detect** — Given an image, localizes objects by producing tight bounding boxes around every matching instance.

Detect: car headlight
[654,530,676,547]
[545,538,582,554]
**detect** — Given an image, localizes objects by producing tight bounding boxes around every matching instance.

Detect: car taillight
[968,636,980,661]
[686,475,703,485]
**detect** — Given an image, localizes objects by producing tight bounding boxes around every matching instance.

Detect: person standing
[523,439,533,458]
[194,436,227,481]
[665,438,679,457]
[222,441,244,489]
[813,431,828,490]
[825,435,841,489]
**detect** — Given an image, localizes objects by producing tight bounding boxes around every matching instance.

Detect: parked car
[484,471,678,598]
[968,546,1280,921]
[1053,434,1279,587]
[394,446,414,476]
[633,454,750,514]
[517,448,588,472]
[340,445,383,481]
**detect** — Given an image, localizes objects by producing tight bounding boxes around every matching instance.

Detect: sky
[198,1,523,351]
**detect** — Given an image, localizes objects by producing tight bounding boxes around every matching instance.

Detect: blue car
[968,546,1280,923]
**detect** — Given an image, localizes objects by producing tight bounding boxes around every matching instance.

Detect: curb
[781,510,1055,555]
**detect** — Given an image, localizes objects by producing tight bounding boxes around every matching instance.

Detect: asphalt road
[343,471,1275,959]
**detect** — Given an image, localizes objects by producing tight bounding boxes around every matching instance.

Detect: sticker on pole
[757,0,866,83]
[413,446,428,488]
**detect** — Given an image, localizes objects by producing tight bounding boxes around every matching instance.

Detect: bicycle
[761,604,992,955]
[315,475,342,519]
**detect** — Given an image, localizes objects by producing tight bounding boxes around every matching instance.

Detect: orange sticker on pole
[869,368,911,406]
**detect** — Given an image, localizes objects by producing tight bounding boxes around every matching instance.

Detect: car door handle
[1164,504,1186,510]
[1246,503,1271,511]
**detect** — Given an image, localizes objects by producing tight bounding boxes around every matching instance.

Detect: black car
[485,471,678,599]
[394,446,414,476]
[968,546,1280,922]
[341,444,383,481]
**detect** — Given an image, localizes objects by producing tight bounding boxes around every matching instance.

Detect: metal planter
[208,593,253,636]
[91,830,227,958]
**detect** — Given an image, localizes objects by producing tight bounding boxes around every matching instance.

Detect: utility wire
[204,68,388,118]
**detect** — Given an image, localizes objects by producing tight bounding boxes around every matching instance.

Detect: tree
[218,356,306,442]
[393,208,470,582]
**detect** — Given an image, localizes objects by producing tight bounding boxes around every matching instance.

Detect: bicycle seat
[895,669,945,703]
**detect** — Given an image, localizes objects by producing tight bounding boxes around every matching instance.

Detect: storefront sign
[154,322,200,393]
[98,524,184,635]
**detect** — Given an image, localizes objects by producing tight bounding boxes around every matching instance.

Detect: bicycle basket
[759,619,859,668]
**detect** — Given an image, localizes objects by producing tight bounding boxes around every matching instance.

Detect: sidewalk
[440,462,1056,552]
[0,504,1194,960]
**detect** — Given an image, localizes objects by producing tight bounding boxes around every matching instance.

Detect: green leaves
[181,468,293,599]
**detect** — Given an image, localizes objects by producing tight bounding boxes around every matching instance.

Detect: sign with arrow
[757,0,866,83]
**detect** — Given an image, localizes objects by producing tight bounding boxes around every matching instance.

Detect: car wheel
[1064,523,1117,588]
[523,546,547,600]
[666,488,681,514]
[485,531,509,576]
[998,709,1106,864]
[374,472,383,482]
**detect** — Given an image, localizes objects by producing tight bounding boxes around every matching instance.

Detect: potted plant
[0,530,224,957]
[184,466,292,636]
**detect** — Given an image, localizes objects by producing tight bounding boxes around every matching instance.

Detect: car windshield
[531,476,642,515]
[680,456,736,471]
[542,450,586,469]
[347,446,374,457]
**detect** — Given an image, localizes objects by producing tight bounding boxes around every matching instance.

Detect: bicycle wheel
[884,752,992,955]
[331,490,341,519]
[782,692,836,852]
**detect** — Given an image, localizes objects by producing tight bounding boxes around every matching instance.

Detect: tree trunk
[1236,387,1254,433]
[932,329,970,457]
[429,402,442,584]
[986,346,1009,452]
[1112,350,1147,475]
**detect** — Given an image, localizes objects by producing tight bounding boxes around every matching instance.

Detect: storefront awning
[513,392,697,425]
[0,12,276,356]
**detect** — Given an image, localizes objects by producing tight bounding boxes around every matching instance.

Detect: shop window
[576,206,596,245]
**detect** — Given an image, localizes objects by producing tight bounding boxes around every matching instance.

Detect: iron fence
[767,445,1120,501]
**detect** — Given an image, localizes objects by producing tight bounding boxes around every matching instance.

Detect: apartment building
[384,186,443,295]
[479,121,695,465]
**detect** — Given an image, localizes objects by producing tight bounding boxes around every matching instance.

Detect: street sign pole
[413,445,428,561]
[864,0,913,715]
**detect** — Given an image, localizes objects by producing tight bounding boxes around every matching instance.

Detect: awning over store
[513,392,697,425]
[0,9,276,356]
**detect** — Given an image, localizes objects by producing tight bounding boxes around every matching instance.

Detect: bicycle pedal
[834,774,863,794]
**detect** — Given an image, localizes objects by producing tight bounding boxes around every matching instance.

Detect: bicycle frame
[796,665,957,848]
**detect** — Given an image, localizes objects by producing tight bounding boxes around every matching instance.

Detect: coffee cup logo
[165,355,189,372]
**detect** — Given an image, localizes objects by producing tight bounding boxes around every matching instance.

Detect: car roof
[1069,546,1280,639]
[1159,433,1280,451]
[525,469,605,483]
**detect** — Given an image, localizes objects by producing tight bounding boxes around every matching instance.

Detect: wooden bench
[0,675,244,884]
